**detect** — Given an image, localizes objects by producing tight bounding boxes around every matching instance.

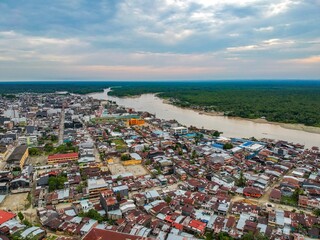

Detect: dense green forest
[1,80,320,127]
[0,82,111,94]
[108,81,320,127]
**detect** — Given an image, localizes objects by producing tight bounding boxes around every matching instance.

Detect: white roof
[130,153,142,160]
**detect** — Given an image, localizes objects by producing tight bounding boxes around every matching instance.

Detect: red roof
[188,219,206,232]
[0,210,16,225]
[270,189,281,199]
[48,152,78,160]
[172,222,183,230]
[83,228,153,240]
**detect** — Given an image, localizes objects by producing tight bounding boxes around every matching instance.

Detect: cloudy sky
[0,0,319,80]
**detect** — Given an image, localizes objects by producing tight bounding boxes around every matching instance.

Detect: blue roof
[242,141,254,146]
[212,143,224,149]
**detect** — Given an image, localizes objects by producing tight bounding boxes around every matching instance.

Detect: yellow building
[122,159,142,166]
[7,145,29,169]
[0,147,9,160]
[128,119,145,126]
[47,152,78,164]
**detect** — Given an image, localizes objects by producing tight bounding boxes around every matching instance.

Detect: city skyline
[0,0,319,80]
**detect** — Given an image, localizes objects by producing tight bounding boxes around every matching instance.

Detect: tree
[121,154,131,161]
[250,136,258,141]
[223,142,233,150]
[236,171,246,187]
[213,131,221,138]
[23,219,32,227]
[116,192,122,202]
[44,143,54,153]
[216,232,234,240]
[291,188,304,204]
[164,195,172,204]
[241,232,254,240]
[205,231,213,240]
[18,212,24,221]
[79,209,107,223]
[50,135,58,142]
[48,175,67,192]
[313,209,320,217]
[29,147,42,156]
[191,150,197,159]
[255,233,269,240]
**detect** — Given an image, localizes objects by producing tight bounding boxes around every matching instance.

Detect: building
[88,178,109,199]
[83,228,153,240]
[172,126,188,135]
[243,187,263,198]
[100,190,119,213]
[112,185,129,198]
[47,152,78,164]
[269,189,282,203]
[18,136,38,146]
[0,210,16,225]
[175,168,187,181]
[0,147,9,160]
[7,145,29,169]
[128,118,145,126]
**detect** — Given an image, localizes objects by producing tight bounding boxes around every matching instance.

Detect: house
[0,182,9,195]
[187,219,206,235]
[0,210,16,225]
[243,187,263,198]
[10,177,30,192]
[100,190,119,213]
[112,185,129,199]
[269,189,281,203]
[83,228,153,240]
[79,142,95,158]
[145,190,161,202]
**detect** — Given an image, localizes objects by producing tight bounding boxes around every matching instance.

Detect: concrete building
[7,145,29,169]
[172,127,188,135]
[47,152,78,164]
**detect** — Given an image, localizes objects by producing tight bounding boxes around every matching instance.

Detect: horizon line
[0,79,320,83]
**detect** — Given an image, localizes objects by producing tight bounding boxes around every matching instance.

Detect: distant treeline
[1,80,320,127]
[108,81,320,127]
[0,82,110,94]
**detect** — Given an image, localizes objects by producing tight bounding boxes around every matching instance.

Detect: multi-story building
[88,178,109,199]
[172,126,188,135]
[18,136,38,146]
[0,147,9,160]
[47,152,78,164]
[7,145,29,169]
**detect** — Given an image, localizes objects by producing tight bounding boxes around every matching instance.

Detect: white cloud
[0,0,319,79]
[265,0,300,17]
[285,55,320,64]
[0,31,88,63]
[254,26,274,32]
[227,38,295,52]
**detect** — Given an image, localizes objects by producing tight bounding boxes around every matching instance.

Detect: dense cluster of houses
[0,92,319,240]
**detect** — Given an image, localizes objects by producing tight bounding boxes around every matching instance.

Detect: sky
[0,0,319,81]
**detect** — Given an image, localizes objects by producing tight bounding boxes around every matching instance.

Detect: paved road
[58,107,65,145]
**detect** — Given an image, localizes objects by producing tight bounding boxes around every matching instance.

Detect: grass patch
[112,138,127,151]
[281,195,298,206]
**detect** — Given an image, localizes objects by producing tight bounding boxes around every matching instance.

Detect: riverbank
[161,97,320,135]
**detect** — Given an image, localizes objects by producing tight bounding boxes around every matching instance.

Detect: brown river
[89,89,320,149]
